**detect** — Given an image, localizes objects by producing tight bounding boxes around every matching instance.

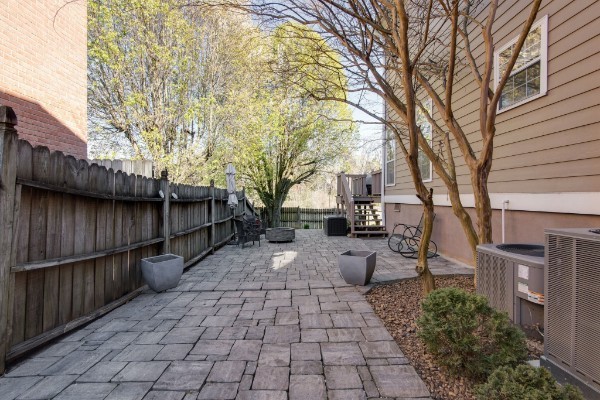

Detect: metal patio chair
[387,213,438,258]
[234,214,261,248]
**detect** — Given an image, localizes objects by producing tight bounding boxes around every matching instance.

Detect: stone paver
[104,382,152,400]
[154,361,212,390]
[198,382,238,399]
[207,361,246,382]
[18,375,77,399]
[228,340,262,361]
[291,342,320,361]
[0,230,473,399]
[77,361,127,383]
[252,366,289,390]
[321,342,366,366]
[54,383,116,400]
[263,326,300,344]
[258,344,290,366]
[370,365,430,398]
[289,375,326,400]
[112,361,170,382]
[359,340,404,358]
[324,366,363,389]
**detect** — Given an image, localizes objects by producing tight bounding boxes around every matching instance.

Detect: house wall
[387,0,600,196]
[0,0,87,160]
[383,0,600,263]
[386,203,600,265]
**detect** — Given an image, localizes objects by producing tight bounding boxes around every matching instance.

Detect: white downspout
[502,200,509,243]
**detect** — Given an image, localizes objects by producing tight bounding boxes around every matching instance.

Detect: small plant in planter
[475,364,584,400]
[304,223,310,229]
[417,287,527,380]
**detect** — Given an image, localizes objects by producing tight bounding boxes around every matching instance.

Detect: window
[416,99,433,182]
[385,128,395,186]
[495,15,548,111]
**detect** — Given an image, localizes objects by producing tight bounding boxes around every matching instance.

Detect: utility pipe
[502,200,509,243]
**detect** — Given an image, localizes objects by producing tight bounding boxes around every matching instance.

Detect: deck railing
[371,170,382,196]
[336,172,355,232]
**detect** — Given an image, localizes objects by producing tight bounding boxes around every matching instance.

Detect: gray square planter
[338,250,377,286]
[141,254,183,292]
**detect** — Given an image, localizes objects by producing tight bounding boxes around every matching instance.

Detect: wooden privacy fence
[0,106,253,373]
[257,207,338,229]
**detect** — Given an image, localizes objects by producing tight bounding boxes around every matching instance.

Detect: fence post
[0,106,18,374]
[160,170,170,254]
[210,180,215,254]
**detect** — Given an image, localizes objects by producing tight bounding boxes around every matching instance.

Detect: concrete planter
[141,254,183,292]
[266,227,295,242]
[338,250,377,286]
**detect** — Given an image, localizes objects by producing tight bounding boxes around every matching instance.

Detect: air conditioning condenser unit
[543,228,600,399]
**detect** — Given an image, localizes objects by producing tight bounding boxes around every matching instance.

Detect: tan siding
[386,0,600,197]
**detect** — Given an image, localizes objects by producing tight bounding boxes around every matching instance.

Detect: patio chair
[234,213,261,248]
[387,213,438,259]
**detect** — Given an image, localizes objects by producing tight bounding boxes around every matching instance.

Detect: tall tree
[88,0,263,183]
[226,23,356,227]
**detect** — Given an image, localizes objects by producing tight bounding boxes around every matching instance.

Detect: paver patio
[0,230,472,400]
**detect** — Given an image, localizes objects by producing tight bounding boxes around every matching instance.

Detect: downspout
[502,200,509,243]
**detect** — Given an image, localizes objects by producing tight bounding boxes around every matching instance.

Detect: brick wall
[0,0,87,160]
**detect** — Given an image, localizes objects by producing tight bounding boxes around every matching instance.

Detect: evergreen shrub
[475,364,584,400]
[418,287,527,380]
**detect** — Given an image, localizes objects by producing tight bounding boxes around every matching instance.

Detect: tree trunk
[269,193,286,228]
[272,203,282,227]
[416,189,436,295]
[447,183,479,263]
[472,162,493,245]
[470,160,493,287]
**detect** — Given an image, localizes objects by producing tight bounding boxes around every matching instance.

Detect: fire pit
[265,227,295,242]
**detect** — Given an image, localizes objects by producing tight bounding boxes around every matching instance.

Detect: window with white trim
[385,129,395,186]
[416,99,433,182]
[495,15,548,111]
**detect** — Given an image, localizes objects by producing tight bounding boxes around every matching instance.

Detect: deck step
[352,229,388,238]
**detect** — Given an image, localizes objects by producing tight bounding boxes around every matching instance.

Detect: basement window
[495,15,548,112]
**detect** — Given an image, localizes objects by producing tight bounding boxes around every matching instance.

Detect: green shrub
[303,224,310,229]
[475,364,584,400]
[417,287,527,380]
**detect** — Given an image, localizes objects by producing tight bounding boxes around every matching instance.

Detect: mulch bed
[366,275,543,400]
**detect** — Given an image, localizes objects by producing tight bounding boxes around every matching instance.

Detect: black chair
[387,213,438,258]
[234,214,261,248]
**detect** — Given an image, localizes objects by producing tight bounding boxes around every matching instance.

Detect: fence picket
[104,168,116,304]
[58,156,77,326]
[92,164,107,310]
[24,146,49,340]
[42,150,63,332]
[113,171,125,299]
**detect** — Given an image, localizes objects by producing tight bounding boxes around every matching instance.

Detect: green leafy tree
[88,0,263,183]
[227,23,356,227]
